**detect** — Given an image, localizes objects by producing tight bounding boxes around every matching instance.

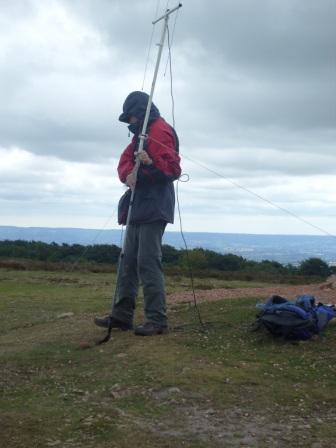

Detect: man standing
[94,91,181,336]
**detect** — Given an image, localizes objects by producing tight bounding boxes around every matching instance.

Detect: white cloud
[0,146,125,227]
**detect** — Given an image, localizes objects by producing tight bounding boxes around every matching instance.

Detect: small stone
[168,387,181,394]
[56,312,74,319]
[110,391,121,399]
[47,441,62,447]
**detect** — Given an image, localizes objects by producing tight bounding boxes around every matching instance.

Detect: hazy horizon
[1,224,334,238]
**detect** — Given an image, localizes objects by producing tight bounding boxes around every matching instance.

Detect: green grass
[0,269,336,447]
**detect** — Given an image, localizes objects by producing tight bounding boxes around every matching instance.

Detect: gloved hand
[135,150,153,166]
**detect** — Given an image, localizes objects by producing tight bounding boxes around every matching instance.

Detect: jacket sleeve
[117,142,135,183]
[137,121,181,184]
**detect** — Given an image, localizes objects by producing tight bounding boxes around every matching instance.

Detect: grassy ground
[1,269,336,447]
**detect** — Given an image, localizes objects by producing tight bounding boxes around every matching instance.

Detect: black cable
[167,23,175,129]
[163,1,179,76]
[176,175,206,330]
[165,19,206,331]
[141,0,161,90]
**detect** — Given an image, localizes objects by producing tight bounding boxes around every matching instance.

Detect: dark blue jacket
[117,92,181,225]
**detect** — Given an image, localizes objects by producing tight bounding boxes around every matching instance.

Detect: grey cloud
[172,0,335,141]
[177,0,335,75]
[61,0,157,61]
[0,0,335,234]
[182,147,336,181]
[64,0,335,75]
[1,0,334,163]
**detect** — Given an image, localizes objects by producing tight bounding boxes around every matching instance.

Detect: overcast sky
[1,0,335,235]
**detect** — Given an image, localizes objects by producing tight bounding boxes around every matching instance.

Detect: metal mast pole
[138,3,182,152]
[123,2,182,234]
[98,3,182,344]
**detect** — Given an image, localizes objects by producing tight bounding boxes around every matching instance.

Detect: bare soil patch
[168,282,336,305]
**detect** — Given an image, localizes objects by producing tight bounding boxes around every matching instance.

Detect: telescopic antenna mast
[125,3,182,229]
[140,3,182,147]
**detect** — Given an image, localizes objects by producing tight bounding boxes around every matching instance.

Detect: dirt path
[168,283,336,305]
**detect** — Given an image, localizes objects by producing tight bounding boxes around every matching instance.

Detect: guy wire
[182,154,336,240]
[153,6,334,242]
[176,175,206,330]
[141,0,161,91]
[164,5,180,79]
[167,23,176,128]
[165,17,205,330]
[50,210,118,294]
[147,134,336,240]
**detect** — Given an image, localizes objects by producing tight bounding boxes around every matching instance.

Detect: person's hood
[119,91,160,124]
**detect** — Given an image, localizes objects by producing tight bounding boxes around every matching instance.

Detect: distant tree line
[0,240,121,264]
[0,240,333,279]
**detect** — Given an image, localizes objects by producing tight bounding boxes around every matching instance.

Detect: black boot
[94,315,133,331]
[134,322,168,336]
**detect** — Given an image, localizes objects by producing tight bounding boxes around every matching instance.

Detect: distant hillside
[0,225,335,265]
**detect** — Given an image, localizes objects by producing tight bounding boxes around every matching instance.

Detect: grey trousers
[111,221,167,326]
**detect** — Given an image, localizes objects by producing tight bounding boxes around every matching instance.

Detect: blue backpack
[255,294,335,340]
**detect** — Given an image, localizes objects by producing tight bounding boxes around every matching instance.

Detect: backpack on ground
[254,294,335,340]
